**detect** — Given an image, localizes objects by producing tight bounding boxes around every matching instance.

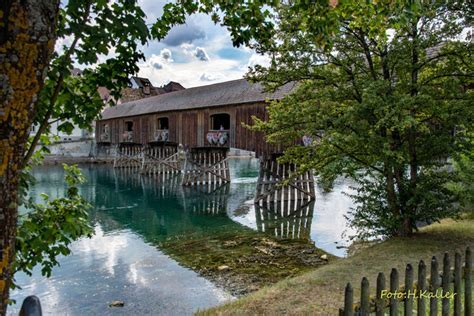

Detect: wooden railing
[340,247,472,316]
[206,130,229,146]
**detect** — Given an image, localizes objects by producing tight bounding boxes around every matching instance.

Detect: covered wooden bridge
[96,79,315,203]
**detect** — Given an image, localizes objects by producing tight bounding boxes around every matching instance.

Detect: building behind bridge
[96,79,295,158]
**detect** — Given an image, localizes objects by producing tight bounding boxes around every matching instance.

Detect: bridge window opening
[125,121,134,132]
[101,123,110,142]
[210,113,230,130]
[155,117,169,141]
[157,117,169,129]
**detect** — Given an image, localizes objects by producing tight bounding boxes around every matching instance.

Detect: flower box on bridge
[121,131,134,143]
[206,130,229,147]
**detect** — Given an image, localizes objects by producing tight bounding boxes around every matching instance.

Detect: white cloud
[200,72,223,81]
[138,58,245,87]
[54,36,74,55]
[194,47,210,61]
[160,48,173,62]
[132,6,264,88]
[162,21,206,46]
[181,44,211,62]
[247,53,271,68]
[151,60,163,69]
[137,0,167,24]
[180,43,194,51]
[144,48,175,70]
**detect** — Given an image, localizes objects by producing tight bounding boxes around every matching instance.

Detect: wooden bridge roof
[100,79,295,120]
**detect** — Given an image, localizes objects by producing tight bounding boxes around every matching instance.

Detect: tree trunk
[0,1,59,314]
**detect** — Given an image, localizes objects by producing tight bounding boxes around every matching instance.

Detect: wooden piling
[182,147,230,186]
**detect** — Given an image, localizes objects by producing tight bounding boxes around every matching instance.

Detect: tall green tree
[22,0,150,165]
[0,0,175,312]
[245,1,474,237]
[0,2,60,313]
[156,1,473,237]
[12,0,151,295]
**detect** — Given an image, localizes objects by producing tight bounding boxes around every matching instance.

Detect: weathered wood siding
[234,103,282,157]
[96,101,285,156]
[181,111,198,147]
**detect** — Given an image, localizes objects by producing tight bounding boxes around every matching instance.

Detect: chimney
[143,83,150,95]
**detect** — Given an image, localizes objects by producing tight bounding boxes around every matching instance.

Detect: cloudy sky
[134,1,270,88]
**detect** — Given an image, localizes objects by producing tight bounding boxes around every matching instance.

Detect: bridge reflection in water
[109,164,315,241]
[76,163,328,297]
[181,185,230,215]
[255,200,314,240]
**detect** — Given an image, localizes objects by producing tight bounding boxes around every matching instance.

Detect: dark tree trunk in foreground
[0,1,59,314]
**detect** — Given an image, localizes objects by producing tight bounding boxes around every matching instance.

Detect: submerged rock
[223,240,238,247]
[109,300,125,307]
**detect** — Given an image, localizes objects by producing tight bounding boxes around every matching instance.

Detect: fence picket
[442,253,450,316]
[454,252,462,316]
[465,247,471,316]
[405,264,414,316]
[418,260,426,315]
[430,256,439,316]
[390,268,399,316]
[343,283,353,316]
[375,272,385,316]
[360,277,370,316]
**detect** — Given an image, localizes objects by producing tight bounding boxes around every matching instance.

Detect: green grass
[199,217,474,315]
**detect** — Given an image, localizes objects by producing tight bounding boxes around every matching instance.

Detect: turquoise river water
[8,159,355,315]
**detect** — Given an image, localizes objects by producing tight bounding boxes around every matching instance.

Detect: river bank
[201,216,474,315]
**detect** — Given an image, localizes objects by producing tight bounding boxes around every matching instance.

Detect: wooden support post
[141,141,182,175]
[182,147,230,187]
[417,260,426,315]
[430,256,439,316]
[375,272,385,316]
[454,252,462,316]
[360,277,370,316]
[113,143,144,169]
[254,199,314,240]
[253,154,315,240]
[254,154,315,204]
